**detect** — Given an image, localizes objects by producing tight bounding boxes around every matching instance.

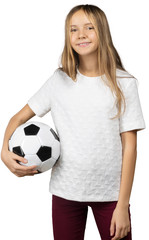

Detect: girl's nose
[78,29,86,38]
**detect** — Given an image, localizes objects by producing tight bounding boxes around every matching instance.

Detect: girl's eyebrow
[70,23,93,27]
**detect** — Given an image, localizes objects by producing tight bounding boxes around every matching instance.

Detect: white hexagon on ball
[21,136,41,155]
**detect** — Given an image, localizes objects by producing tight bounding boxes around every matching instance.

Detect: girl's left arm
[117,130,137,209]
[110,130,137,239]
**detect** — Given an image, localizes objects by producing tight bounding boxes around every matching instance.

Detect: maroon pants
[52,194,132,240]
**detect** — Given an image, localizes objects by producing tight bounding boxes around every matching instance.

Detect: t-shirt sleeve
[119,78,146,133]
[27,74,55,117]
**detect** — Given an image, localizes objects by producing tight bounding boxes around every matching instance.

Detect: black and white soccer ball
[8,121,61,173]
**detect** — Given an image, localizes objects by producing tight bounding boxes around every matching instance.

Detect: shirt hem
[49,186,119,202]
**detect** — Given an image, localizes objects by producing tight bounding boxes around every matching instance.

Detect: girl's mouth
[77,42,91,47]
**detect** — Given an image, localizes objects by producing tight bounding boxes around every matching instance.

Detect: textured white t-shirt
[27,68,146,202]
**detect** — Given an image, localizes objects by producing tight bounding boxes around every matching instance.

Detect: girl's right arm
[1,104,39,177]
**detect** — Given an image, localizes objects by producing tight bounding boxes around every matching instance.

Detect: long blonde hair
[58,4,135,120]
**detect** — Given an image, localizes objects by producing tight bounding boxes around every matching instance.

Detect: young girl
[1,4,146,240]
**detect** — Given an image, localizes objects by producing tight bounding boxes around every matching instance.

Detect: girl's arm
[117,130,137,209]
[110,130,137,239]
[1,104,35,151]
[1,104,38,177]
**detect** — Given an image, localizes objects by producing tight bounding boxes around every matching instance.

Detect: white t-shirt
[27,68,146,202]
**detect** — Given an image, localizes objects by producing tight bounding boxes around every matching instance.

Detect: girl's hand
[1,149,39,177]
[110,205,131,240]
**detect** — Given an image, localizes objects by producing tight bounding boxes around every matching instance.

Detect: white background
[0,0,148,239]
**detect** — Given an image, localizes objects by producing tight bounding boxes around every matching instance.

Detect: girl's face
[69,10,99,56]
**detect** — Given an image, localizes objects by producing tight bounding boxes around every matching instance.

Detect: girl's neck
[78,51,102,77]
[78,66,103,77]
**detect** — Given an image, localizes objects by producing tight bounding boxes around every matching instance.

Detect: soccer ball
[8,121,61,173]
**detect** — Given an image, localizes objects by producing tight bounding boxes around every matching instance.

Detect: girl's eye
[70,27,94,32]
[70,29,77,32]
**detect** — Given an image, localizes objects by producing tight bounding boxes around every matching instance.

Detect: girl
[1,4,146,240]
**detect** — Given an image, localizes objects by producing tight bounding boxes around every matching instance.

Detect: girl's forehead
[70,10,91,26]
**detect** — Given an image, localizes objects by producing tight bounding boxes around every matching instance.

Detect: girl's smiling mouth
[77,42,91,47]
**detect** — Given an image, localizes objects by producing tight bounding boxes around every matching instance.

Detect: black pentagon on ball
[50,128,60,141]
[37,146,52,161]
[13,146,25,157]
[24,124,40,136]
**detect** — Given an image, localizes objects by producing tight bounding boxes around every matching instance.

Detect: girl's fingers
[124,228,129,237]
[16,170,38,177]
[32,170,39,174]
[26,165,38,170]
[13,163,38,174]
[110,220,115,237]
[111,226,121,240]
[26,173,36,176]
[23,170,39,176]
[11,152,28,164]
[15,164,37,171]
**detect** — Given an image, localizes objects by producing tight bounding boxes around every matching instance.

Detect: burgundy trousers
[52,194,132,240]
